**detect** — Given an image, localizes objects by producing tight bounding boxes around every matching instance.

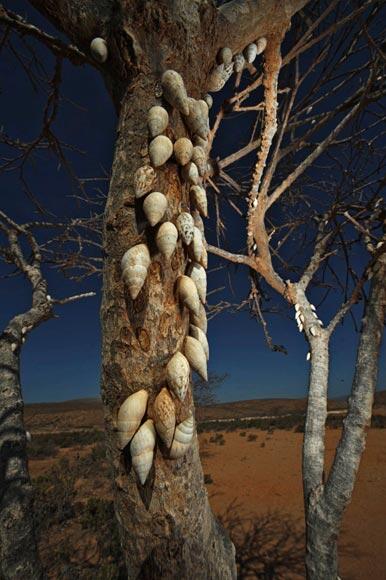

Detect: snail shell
[191,146,207,177]
[181,161,200,185]
[256,37,267,55]
[233,53,245,73]
[193,135,209,150]
[149,135,173,167]
[147,106,169,138]
[156,221,178,259]
[244,43,257,63]
[174,137,193,166]
[153,387,176,448]
[130,419,156,485]
[90,37,108,63]
[192,210,205,237]
[177,275,200,316]
[190,324,209,360]
[161,70,190,116]
[166,351,190,401]
[191,227,204,262]
[134,165,156,198]
[203,94,213,109]
[176,212,194,245]
[190,302,207,333]
[190,185,208,218]
[200,245,208,269]
[143,191,168,226]
[184,336,208,381]
[121,244,151,300]
[170,414,194,459]
[208,63,233,92]
[189,262,207,304]
[184,98,209,140]
[117,389,148,450]
[218,47,233,65]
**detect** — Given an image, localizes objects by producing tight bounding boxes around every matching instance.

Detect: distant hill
[24,390,386,432]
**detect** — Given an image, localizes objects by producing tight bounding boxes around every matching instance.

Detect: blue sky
[1,1,385,403]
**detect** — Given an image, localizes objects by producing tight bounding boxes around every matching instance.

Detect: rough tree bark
[0,281,52,580]
[17,1,307,577]
[302,252,386,579]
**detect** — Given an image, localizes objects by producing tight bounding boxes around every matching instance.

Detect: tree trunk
[303,253,386,579]
[100,64,236,577]
[0,328,44,580]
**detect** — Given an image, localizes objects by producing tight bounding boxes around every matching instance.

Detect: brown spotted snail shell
[174,137,194,166]
[121,244,151,300]
[147,105,169,138]
[170,414,194,459]
[166,351,190,401]
[191,146,207,177]
[256,37,267,55]
[190,324,209,360]
[143,191,168,226]
[90,37,108,63]
[134,165,156,199]
[207,63,233,92]
[153,387,176,448]
[218,47,233,65]
[176,212,194,245]
[116,389,148,450]
[177,275,200,316]
[233,53,245,73]
[184,98,209,140]
[130,419,156,485]
[149,135,174,167]
[161,70,190,116]
[156,222,178,259]
[184,336,208,381]
[190,185,208,218]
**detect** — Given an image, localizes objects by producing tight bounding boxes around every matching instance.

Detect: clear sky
[1,1,385,403]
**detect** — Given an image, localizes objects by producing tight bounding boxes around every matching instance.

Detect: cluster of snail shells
[208,37,267,93]
[117,68,215,484]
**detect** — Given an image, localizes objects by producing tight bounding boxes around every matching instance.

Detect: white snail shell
[176,212,195,245]
[147,106,169,138]
[190,324,209,360]
[153,387,176,448]
[156,221,178,259]
[161,70,190,116]
[166,351,190,401]
[203,94,213,109]
[174,137,193,166]
[130,419,156,485]
[90,37,108,63]
[121,244,151,300]
[117,389,148,450]
[149,135,173,167]
[208,63,233,92]
[189,262,207,304]
[244,43,257,63]
[177,275,200,316]
[134,165,156,198]
[143,191,168,226]
[170,414,194,459]
[191,227,204,262]
[190,185,208,218]
[191,146,207,177]
[218,47,233,65]
[233,53,245,73]
[190,302,207,333]
[184,336,208,381]
[256,37,267,55]
[184,98,209,140]
[181,162,200,185]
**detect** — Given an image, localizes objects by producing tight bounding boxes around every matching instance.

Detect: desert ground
[25,395,386,579]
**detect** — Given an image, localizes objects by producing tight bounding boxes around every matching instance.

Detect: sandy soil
[199,428,386,580]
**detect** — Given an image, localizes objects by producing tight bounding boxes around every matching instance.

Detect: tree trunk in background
[0,327,44,580]
[100,67,236,579]
[303,253,386,579]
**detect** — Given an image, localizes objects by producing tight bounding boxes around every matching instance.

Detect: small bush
[209,433,225,445]
[239,432,246,437]
[247,434,257,442]
[204,473,214,484]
